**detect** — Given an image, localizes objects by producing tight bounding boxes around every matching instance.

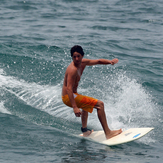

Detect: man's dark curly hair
[70,45,84,57]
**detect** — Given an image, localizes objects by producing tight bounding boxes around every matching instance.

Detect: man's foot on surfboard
[81,127,93,137]
[83,130,93,137]
[106,129,122,139]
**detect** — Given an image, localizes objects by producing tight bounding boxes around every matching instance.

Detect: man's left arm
[83,58,119,66]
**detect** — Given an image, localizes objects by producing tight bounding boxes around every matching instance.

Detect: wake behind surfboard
[79,128,154,146]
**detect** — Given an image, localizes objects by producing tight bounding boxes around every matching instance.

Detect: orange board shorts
[62,93,98,113]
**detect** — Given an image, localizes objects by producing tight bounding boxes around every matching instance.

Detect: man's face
[72,51,83,65]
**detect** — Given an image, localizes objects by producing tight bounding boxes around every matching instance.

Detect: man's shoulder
[66,63,78,73]
[82,58,90,62]
[81,58,91,64]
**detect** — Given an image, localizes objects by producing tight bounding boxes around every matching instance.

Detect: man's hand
[111,58,119,65]
[73,107,82,117]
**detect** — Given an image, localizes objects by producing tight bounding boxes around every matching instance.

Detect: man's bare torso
[62,60,86,96]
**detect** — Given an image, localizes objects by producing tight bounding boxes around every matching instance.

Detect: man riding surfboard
[62,45,122,139]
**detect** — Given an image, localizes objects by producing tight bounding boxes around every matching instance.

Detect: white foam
[0,68,65,116]
[107,73,155,129]
[0,68,157,133]
[0,102,11,114]
[84,71,156,133]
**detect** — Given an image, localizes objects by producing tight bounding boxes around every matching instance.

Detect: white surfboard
[79,128,154,146]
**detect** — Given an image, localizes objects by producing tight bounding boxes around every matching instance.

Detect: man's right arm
[66,69,82,117]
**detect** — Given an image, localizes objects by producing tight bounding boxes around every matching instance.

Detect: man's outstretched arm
[83,58,119,66]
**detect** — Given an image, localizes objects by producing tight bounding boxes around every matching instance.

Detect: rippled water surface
[0,0,163,162]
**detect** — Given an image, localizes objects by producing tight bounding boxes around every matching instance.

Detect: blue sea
[0,0,163,162]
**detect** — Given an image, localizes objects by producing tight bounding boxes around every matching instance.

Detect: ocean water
[0,0,163,162]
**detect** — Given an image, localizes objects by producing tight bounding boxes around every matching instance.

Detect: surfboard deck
[79,128,154,146]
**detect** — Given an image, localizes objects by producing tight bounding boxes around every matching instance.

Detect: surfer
[62,45,122,139]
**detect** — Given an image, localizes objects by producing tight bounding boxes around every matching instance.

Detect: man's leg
[81,110,88,128]
[94,100,122,139]
[81,110,93,137]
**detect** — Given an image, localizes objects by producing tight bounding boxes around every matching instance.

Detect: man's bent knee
[94,100,104,110]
